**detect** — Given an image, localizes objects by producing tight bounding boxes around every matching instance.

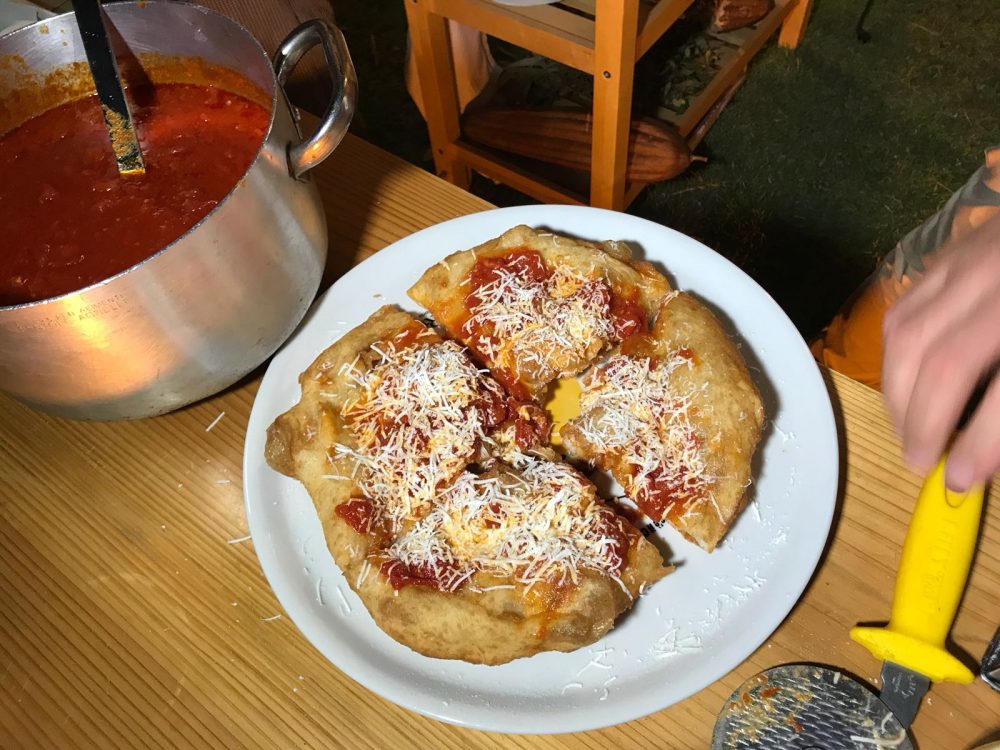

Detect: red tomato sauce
[0,83,270,306]
[380,558,454,591]
[509,399,551,448]
[595,509,632,574]
[465,248,551,308]
[386,321,436,352]
[608,291,646,340]
[335,498,377,535]
[635,461,701,523]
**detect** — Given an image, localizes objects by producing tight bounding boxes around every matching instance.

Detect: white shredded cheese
[204,411,225,432]
[575,354,716,519]
[337,337,506,534]
[384,454,630,593]
[463,254,618,386]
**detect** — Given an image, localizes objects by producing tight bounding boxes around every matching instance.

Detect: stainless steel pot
[0,2,356,419]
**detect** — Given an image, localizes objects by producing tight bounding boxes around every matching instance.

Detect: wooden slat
[1,134,996,750]
[778,0,812,48]
[555,0,597,17]
[426,0,596,72]
[404,0,471,189]
[686,73,746,148]
[660,0,798,137]
[454,140,588,205]
[590,0,640,209]
[636,0,699,58]
[624,179,648,205]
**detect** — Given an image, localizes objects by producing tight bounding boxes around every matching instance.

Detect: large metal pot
[0,2,356,419]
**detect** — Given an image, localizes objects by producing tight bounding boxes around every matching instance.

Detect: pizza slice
[408,225,671,400]
[560,292,764,551]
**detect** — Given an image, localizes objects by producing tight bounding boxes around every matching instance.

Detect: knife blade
[852,457,984,726]
[981,626,1000,691]
[879,660,929,729]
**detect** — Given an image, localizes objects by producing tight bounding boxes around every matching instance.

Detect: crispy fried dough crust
[407,224,670,397]
[561,292,764,551]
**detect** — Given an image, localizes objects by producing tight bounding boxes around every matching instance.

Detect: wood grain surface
[1,134,998,749]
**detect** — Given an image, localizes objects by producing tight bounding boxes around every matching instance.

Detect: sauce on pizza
[337,335,509,532]
[335,497,376,535]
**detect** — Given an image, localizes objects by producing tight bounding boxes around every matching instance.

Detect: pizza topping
[335,497,377,535]
[574,353,714,522]
[338,338,508,533]
[462,249,629,389]
[509,400,551,448]
[380,558,460,591]
[383,454,634,592]
[608,291,646,340]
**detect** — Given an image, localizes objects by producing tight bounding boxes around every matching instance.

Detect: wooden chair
[404,0,813,210]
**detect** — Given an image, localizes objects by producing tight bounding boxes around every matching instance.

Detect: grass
[334,0,999,336]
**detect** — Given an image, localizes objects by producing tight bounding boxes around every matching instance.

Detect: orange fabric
[813,147,1000,390]
[810,275,897,390]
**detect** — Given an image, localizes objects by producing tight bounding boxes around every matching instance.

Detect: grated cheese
[464,257,616,385]
[336,338,506,534]
[385,453,630,593]
[575,354,715,516]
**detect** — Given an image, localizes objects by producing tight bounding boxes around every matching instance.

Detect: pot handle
[274,19,357,179]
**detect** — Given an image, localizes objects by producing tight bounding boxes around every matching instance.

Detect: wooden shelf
[657,0,800,138]
[406,0,813,209]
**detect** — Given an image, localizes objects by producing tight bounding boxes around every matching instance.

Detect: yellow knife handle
[850,458,983,683]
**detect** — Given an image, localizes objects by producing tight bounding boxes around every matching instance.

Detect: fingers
[899,299,1000,470]
[881,265,959,444]
[946,374,1000,490]
[881,218,1000,475]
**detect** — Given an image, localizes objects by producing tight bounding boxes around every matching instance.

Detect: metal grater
[981,627,1000,691]
[712,664,914,749]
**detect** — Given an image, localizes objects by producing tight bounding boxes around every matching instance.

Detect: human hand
[882,212,1000,490]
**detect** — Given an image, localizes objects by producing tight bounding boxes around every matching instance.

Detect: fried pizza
[266,305,667,664]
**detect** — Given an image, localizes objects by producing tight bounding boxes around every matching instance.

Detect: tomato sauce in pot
[0,83,270,306]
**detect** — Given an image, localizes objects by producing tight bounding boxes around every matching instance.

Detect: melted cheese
[335,338,504,533]
[576,353,714,512]
[386,453,629,593]
[466,260,614,383]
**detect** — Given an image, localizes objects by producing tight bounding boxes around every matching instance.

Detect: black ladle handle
[72,0,145,175]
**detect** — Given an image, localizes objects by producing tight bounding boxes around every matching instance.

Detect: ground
[332,0,999,337]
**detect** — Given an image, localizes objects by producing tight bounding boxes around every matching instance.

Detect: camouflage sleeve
[880,147,1000,284]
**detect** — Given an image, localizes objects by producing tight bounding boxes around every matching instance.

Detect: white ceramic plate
[243,205,838,734]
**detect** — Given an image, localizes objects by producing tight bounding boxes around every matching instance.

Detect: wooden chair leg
[404,0,471,189]
[778,0,813,49]
[590,0,639,211]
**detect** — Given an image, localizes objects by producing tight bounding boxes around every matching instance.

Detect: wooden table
[1,134,998,749]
